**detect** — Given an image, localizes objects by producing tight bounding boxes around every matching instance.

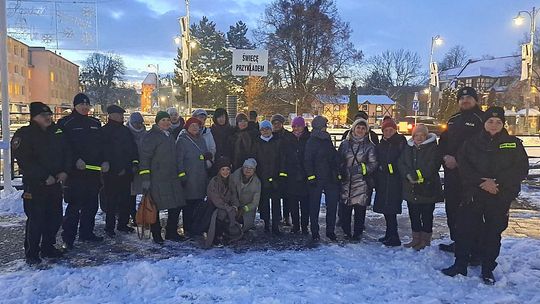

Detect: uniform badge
[12,137,21,150]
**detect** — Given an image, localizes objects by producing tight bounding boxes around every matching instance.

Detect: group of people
[13,86,529,285]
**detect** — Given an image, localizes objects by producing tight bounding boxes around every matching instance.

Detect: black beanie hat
[73,93,91,106]
[30,102,52,118]
[106,104,125,114]
[456,87,478,102]
[354,111,369,120]
[213,108,229,125]
[155,111,171,124]
[215,156,232,172]
[483,106,505,124]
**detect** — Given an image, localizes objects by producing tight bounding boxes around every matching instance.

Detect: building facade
[317,94,396,127]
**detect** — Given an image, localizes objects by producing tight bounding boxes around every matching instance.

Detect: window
[21,86,25,96]
[14,65,19,74]
[500,77,510,86]
[50,71,55,82]
[28,69,32,79]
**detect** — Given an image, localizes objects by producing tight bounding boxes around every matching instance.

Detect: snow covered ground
[0,238,538,303]
[0,190,24,216]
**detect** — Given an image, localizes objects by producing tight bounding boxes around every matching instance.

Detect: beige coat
[230,168,261,231]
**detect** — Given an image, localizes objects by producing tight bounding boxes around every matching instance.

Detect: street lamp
[148,64,160,109]
[174,36,181,45]
[514,7,538,134]
[428,35,443,117]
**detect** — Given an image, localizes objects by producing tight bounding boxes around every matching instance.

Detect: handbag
[136,192,157,239]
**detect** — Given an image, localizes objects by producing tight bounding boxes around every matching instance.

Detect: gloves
[142,180,151,192]
[45,175,56,186]
[75,158,86,170]
[56,172,68,184]
[101,162,110,173]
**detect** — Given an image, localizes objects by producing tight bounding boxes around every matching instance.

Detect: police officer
[438,87,484,253]
[442,107,528,285]
[58,93,109,248]
[101,105,139,237]
[12,102,71,265]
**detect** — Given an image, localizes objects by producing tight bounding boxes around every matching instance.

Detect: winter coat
[252,135,281,189]
[127,122,146,195]
[281,128,311,196]
[176,130,209,200]
[139,125,185,210]
[338,135,378,206]
[201,127,216,159]
[374,133,407,214]
[398,133,443,204]
[12,122,72,187]
[57,111,106,179]
[102,120,138,176]
[439,106,484,158]
[206,175,243,247]
[230,168,261,231]
[170,118,185,140]
[458,129,528,205]
[211,121,235,161]
[304,130,340,185]
[231,127,255,170]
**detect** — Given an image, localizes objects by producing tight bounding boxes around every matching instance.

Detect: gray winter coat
[176,129,209,200]
[128,121,146,195]
[139,125,185,210]
[338,135,378,206]
[230,168,261,231]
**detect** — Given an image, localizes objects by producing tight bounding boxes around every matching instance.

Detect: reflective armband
[243,205,249,212]
[178,172,186,178]
[139,169,151,175]
[132,160,139,164]
[279,172,288,177]
[268,177,273,182]
[361,163,367,175]
[416,169,424,184]
[337,174,342,180]
[307,175,316,181]
[388,164,394,174]
[85,165,102,171]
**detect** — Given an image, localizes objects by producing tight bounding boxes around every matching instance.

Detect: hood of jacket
[407,132,437,147]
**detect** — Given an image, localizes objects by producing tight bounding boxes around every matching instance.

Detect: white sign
[232,49,268,77]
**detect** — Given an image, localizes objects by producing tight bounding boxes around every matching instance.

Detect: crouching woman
[205,157,243,248]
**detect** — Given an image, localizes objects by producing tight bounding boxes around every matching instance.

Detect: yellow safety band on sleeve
[85,165,102,171]
[361,163,367,175]
[337,174,342,180]
[279,172,288,177]
[307,175,316,181]
[178,172,186,178]
[268,178,273,182]
[243,205,249,212]
[199,154,205,160]
[139,169,151,175]
[416,169,424,184]
[132,160,139,164]
[55,129,63,134]
[388,164,394,174]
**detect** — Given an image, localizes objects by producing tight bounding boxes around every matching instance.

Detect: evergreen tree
[347,81,359,124]
[437,87,459,122]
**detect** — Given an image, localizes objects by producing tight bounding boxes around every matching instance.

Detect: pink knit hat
[292,116,306,128]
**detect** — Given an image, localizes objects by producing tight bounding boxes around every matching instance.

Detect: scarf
[260,134,273,142]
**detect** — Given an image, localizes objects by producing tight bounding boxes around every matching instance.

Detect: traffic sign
[412,100,419,112]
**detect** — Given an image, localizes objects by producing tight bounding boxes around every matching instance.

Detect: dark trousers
[259,188,281,230]
[341,204,367,236]
[384,214,399,238]
[308,182,339,237]
[408,202,435,233]
[454,197,511,271]
[129,195,137,224]
[23,184,63,258]
[289,194,309,231]
[444,170,461,240]
[183,199,202,235]
[62,176,100,243]
[102,174,132,232]
[151,207,181,235]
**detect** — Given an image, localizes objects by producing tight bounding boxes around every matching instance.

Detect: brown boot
[404,232,421,248]
[422,232,432,247]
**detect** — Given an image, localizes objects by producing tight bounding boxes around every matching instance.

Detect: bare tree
[362,49,423,99]
[439,45,468,70]
[80,52,126,107]
[256,0,363,113]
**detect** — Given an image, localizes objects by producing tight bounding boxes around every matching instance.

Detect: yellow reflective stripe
[416,169,424,183]
[178,172,186,178]
[361,163,367,175]
[139,169,151,175]
[199,154,205,160]
[55,129,63,134]
[132,160,139,164]
[307,175,316,181]
[268,178,273,182]
[243,205,249,212]
[388,164,394,174]
[499,142,516,149]
[85,165,102,171]
[279,172,288,177]
[337,174,342,180]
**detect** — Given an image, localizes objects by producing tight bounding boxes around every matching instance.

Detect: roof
[317,94,395,105]
[517,108,540,116]
[142,73,158,86]
[441,56,519,81]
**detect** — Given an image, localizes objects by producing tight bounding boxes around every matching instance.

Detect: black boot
[152,231,164,245]
[26,256,42,266]
[165,232,186,242]
[326,232,337,241]
[439,242,455,253]
[441,264,467,277]
[80,233,104,242]
[383,236,401,247]
[481,269,496,285]
[41,247,64,259]
[105,229,116,238]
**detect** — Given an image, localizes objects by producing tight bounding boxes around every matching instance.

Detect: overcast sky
[15,0,540,81]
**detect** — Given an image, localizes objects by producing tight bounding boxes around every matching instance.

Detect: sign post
[412,92,420,125]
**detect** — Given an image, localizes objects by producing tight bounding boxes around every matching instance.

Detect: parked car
[397,116,447,135]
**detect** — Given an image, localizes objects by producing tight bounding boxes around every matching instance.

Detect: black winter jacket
[102,120,139,176]
[252,135,281,189]
[281,128,311,196]
[304,130,340,185]
[374,133,407,214]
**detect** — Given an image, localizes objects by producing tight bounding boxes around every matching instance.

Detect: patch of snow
[0,190,24,216]
[0,238,538,303]
[519,184,540,210]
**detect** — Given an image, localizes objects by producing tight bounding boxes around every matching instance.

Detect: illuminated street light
[514,14,525,26]
[427,35,443,116]
[174,36,181,45]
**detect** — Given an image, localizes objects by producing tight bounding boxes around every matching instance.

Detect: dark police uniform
[438,104,483,243]
[447,127,528,282]
[58,108,106,245]
[101,112,139,235]
[12,116,71,262]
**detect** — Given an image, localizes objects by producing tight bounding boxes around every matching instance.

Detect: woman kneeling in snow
[205,157,243,248]
[398,124,442,251]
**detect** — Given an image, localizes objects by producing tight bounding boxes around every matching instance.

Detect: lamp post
[148,64,160,109]
[0,0,13,192]
[185,0,193,115]
[514,7,538,134]
[428,35,443,117]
